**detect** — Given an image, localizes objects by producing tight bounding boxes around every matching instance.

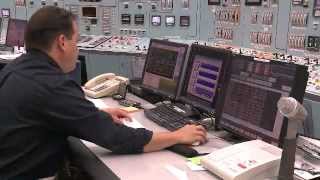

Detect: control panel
[287,0,320,57]
[65,2,117,36]
[96,36,149,53]
[77,35,111,48]
[241,0,279,51]
[118,0,147,37]
[205,0,242,46]
[117,0,198,39]
[147,0,198,39]
[78,35,150,54]
[0,0,318,88]
[0,0,318,53]
[27,0,65,19]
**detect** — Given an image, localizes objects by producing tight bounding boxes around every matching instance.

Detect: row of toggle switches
[262,11,273,25]
[291,11,308,27]
[215,7,240,23]
[288,35,305,49]
[216,27,233,40]
[251,11,273,25]
[250,32,272,45]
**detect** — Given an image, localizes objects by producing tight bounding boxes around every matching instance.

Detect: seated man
[0,6,207,180]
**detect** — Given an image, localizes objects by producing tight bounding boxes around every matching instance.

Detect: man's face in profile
[63,20,79,73]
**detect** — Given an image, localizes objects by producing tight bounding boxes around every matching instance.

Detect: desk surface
[71,94,317,180]
[81,94,232,180]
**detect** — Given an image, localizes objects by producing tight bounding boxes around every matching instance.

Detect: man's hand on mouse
[173,124,207,145]
[100,108,132,124]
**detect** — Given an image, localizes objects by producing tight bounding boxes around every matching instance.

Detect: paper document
[87,98,109,109]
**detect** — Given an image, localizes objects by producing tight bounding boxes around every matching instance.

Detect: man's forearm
[143,132,180,152]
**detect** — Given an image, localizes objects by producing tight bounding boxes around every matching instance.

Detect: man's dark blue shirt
[0,50,152,179]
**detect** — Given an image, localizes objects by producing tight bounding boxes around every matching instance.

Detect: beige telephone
[83,73,129,98]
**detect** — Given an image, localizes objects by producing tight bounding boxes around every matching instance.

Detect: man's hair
[25,6,77,52]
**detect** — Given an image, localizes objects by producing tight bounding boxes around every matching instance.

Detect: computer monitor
[177,44,232,113]
[6,19,27,47]
[215,54,308,146]
[141,39,189,99]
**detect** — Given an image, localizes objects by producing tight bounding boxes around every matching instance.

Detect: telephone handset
[83,73,129,98]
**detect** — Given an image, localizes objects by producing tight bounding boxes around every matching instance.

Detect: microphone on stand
[277,97,307,180]
[278,97,307,121]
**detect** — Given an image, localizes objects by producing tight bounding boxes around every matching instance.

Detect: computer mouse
[166,144,199,157]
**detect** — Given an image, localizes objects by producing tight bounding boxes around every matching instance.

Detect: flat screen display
[141,39,189,99]
[178,44,232,113]
[6,19,27,47]
[216,54,308,146]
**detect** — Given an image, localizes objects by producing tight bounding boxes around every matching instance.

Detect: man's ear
[56,34,66,51]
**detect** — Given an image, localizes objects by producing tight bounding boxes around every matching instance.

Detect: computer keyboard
[144,103,191,131]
